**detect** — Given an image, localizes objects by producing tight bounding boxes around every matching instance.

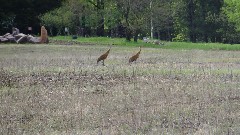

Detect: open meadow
[0,42,240,134]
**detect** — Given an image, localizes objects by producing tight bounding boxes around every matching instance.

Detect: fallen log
[0,26,49,44]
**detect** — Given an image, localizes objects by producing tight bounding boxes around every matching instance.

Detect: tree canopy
[0,0,240,43]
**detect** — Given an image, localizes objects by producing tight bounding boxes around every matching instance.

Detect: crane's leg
[102,60,105,66]
[97,59,100,65]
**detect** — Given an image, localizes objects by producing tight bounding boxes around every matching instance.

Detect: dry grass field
[0,44,240,135]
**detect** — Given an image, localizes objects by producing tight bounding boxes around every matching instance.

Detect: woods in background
[0,0,240,43]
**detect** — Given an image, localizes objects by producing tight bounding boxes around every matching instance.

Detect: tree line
[0,0,239,43]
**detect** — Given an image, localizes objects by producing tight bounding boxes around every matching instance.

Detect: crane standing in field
[129,46,142,63]
[97,46,111,66]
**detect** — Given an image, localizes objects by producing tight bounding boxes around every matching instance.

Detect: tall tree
[172,0,224,42]
[104,1,122,37]
[87,0,105,36]
[199,0,224,42]
[40,5,75,36]
[223,0,240,31]
[172,0,189,41]
[116,0,150,41]
[151,0,174,40]
[222,0,240,43]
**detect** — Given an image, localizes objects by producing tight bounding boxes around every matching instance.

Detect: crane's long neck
[137,47,141,54]
[106,49,110,55]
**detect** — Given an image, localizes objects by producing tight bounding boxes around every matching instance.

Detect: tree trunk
[96,0,104,36]
[134,29,140,42]
[157,31,160,40]
[125,1,131,41]
[204,35,208,43]
[96,18,104,36]
[126,27,131,41]
[187,0,196,42]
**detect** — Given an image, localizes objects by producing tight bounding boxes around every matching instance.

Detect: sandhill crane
[97,46,111,66]
[129,46,141,63]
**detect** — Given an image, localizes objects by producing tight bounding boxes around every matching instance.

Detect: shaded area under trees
[0,0,62,35]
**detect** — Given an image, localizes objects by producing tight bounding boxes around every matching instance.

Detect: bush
[172,33,187,42]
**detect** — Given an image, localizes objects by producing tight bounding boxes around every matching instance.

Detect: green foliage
[223,0,240,31]
[115,0,152,41]
[172,33,187,42]
[40,5,74,35]
[172,0,188,40]
[0,14,15,31]
[3,0,240,44]
[152,0,174,40]
[104,2,122,30]
[172,0,225,43]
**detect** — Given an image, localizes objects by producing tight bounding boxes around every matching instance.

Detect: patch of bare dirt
[0,69,135,89]
[49,39,96,46]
